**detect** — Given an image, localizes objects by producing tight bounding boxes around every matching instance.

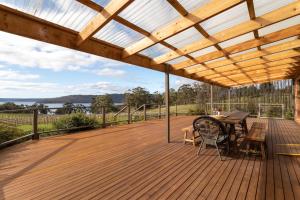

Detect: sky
[0,31,194,98]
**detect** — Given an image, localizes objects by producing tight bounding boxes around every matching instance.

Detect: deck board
[1,116,300,200]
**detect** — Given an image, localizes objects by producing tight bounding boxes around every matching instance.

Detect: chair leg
[260,142,266,160]
[216,142,223,161]
[197,140,204,156]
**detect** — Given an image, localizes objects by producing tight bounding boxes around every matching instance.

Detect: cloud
[0,69,40,80]
[174,77,196,88]
[95,68,126,77]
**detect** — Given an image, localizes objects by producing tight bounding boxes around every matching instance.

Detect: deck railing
[0,101,294,148]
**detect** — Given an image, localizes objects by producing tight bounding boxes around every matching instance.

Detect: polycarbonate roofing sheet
[258,15,300,36]
[199,2,249,35]
[189,46,218,58]
[94,20,145,48]
[118,0,180,33]
[229,48,257,57]
[0,0,98,32]
[218,32,255,48]
[178,0,210,12]
[164,27,204,49]
[167,56,189,65]
[253,0,296,17]
[260,36,298,49]
[140,43,171,58]
[92,0,111,7]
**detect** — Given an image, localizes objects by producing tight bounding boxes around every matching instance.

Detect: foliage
[152,91,164,105]
[54,102,83,114]
[187,106,206,116]
[177,84,196,104]
[53,113,99,131]
[91,94,115,113]
[125,87,151,108]
[0,124,25,144]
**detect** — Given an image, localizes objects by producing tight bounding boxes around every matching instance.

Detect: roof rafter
[172,24,300,70]
[0,4,226,87]
[76,0,133,46]
[122,0,244,58]
[153,1,300,64]
[167,0,244,84]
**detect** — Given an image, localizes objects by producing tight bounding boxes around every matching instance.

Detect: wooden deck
[1,116,300,200]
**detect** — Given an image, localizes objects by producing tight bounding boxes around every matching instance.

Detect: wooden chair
[193,116,229,160]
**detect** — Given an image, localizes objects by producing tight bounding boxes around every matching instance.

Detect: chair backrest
[193,116,227,139]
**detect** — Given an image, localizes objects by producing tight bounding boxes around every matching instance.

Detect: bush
[187,107,206,115]
[0,124,25,144]
[53,113,99,131]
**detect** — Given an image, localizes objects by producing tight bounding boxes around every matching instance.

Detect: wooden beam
[153,1,300,64]
[77,0,133,46]
[187,40,300,74]
[167,0,188,16]
[165,67,170,143]
[246,0,261,50]
[122,0,243,58]
[186,49,300,74]
[0,4,227,87]
[172,24,300,70]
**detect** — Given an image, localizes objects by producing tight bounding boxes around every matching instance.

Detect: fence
[0,101,294,148]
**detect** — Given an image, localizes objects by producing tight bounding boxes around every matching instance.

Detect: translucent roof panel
[254,0,296,17]
[164,27,204,49]
[200,2,249,35]
[0,0,98,32]
[91,0,111,7]
[178,0,210,12]
[189,46,218,57]
[204,57,227,64]
[140,43,171,58]
[229,48,257,57]
[258,15,300,36]
[118,0,180,33]
[218,32,255,48]
[94,20,145,48]
[260,36,298,49]
[167,56,189,65]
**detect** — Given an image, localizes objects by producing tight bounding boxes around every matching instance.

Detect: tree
[55,102,75,114]
[124,87,150,108]
[32,103,50,114]
[177,84,196,104]
[152,91,164,105]
[91,94,115,113]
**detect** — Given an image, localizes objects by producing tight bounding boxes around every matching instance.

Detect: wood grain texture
[1,116,300,200]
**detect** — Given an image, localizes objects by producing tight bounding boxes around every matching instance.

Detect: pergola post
[165,68,170,143]
[228,88,231,112]
[210,85,213,114]
[295,77,300,124]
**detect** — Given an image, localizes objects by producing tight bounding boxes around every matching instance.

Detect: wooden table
[213,111,250,153]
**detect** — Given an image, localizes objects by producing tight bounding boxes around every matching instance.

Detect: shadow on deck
[0,116,300,200]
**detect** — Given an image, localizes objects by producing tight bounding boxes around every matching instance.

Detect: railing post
[175,103,178,116]
[127,105,131,124]
[158,104,161,119]
[32,109,39,140]
[143,104,146,121]
[102,106,106,128]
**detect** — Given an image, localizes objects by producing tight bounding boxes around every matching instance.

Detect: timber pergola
[0,0,300,141]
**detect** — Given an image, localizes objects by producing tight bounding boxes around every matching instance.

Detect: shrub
[53,113,99,131]
[187,107,206,115]
[0,124,25,144]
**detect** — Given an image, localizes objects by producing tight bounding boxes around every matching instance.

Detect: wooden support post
[158,104,161,119]
[295,77,300,124]
[127,105,131,124]
[175,102,178,116]
[143,104,146,121]
[228,89,231,112]
[210,85,213,114]
[102,106,106,128]
[165,69,170,143]
[32,109,39,140]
